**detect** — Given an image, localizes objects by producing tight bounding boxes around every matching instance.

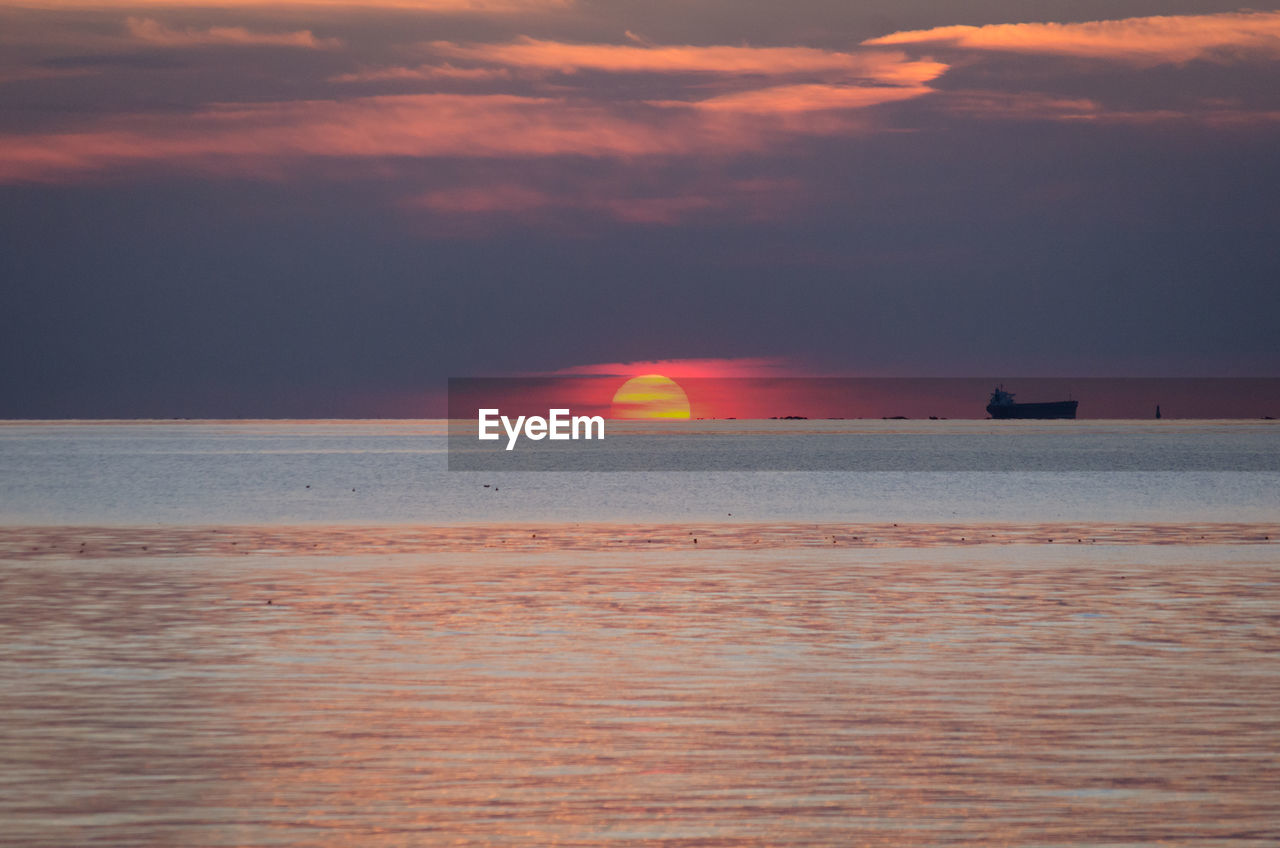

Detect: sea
[1,419,1278,847]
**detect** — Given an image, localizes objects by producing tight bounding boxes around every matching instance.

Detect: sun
[610,374,691,419]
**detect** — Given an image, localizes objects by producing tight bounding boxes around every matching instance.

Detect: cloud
[416,183,727,225]
[0,65,96,84]
[0,20,948,186]
[861,11,1280,126]
[331,64,511,84]
[936,90,1102,121]
[546,358,802,378]
[654,82,935,114]
[429,37,945,84]
[6,11,1275,192]
[921,87,1280,127]
[125,17,341,49]
[864,11,1280,67]
[411,175,798,225]
[335,40,945,122]
[7,0,570,10]
[906,85,1280,128]
[0,92,808,183]
[0,36,944,185]
[415,183,553,214]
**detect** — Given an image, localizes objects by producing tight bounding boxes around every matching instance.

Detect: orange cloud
[430,37,944,84]
[412,176,797,225]
[654,82,935,114]
[332,64,511,83]
[939,90,1102,121]
[126,17,340,49]
[336,41,947,92]
[0,92,802,182]
[0,66,95,84]
[601,194,718,225]
[0,20,949,185]
[934,89,1280,127]
[0,42,942,187]
[7,0,569,10]
[864,11,1280,66]
[415,183,554,214]
[547,358,802,378]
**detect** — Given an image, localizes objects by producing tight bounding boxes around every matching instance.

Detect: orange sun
[610,374,692,419]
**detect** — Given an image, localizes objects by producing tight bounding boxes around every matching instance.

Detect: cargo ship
[986,386,1078,419]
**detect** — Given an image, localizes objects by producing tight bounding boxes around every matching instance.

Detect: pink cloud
[410,175,800,226]
[860,11,1280,126]
[654,82,935,114]
[0,21,950,186]
[414,183,553,214]
[0,93,733,182]
[0,66,96,84]
[125,17,341,49]
[331,64,511,84]
[12,0,570,11]
[429,37,945,84]
[545,358,804,378]
[0,74,929,184]
[864,11,1280,67]
[938,90,1102,121]
[598,194,718,224]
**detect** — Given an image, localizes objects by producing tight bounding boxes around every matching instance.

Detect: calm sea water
[3,546,1278,847]
[1,419,1278,523]
[2,421,1278,846]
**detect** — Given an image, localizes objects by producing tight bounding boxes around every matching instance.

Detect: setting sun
[610,374,691,419]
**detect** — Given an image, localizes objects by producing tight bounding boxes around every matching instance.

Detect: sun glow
[610,374,691,419]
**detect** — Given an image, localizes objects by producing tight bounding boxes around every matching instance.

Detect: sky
[1,1,1278,417]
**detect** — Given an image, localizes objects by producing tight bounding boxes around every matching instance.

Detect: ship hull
[987,400,1078,420]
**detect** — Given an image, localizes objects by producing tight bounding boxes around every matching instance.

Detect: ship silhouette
[986,386,1078,419]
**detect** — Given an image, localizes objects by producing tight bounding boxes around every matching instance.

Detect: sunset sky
[2,1,1277,417]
